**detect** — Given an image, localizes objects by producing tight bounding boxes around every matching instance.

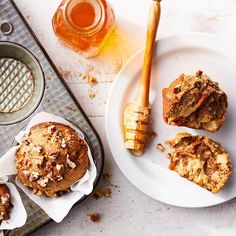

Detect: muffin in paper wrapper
[0,176,27,231]
[0,112,97,223]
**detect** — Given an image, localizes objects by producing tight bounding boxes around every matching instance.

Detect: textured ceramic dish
[0,42,45,125]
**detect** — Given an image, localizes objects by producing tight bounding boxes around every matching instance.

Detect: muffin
[16,122,90,197]
[0,184,13,224]
[162,71,228,132]
[167,133,232,193]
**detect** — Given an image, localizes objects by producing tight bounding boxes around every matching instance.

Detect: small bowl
[0,42,45,125]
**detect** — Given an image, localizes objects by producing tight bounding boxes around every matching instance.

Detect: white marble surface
[12,0,236,235]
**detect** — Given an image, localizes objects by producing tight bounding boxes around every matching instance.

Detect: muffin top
[16,122,90,197]
[0,184,13,223]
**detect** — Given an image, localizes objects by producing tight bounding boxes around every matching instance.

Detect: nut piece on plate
[0,184,13,224]
[166,133,232,193]
[162,71,228,132]
[16,122,90,197]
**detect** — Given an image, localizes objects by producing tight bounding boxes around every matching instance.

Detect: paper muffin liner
[0,112,97,223]
[0,177,27,230]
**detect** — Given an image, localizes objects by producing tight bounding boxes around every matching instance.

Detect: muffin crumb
[61,138,67,148]
[66,155,76,169]
[156,143,165,152]
[149,131,157,140]
[88,76,97,85]
[93,188,112,199]
[88,90,96,99]
[102,172,110,181]
[93,191,103,200]
[89,213,101,223]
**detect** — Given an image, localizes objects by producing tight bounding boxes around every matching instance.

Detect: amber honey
[52,0,115,58]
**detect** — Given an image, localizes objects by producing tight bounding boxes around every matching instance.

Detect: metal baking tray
[0,0,104,235]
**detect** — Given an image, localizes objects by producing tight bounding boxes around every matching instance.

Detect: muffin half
[162,71,228,132]
[16,122,90,197]
[167,133,232,193]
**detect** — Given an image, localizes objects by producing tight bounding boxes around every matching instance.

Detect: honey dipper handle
[138,0,161,107]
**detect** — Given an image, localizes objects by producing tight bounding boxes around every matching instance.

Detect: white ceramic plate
[105,32,236,208]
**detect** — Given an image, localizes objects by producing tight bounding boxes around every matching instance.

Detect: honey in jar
[52,0,115,58]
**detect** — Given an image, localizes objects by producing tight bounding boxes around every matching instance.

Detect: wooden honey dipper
[123,0,161,156]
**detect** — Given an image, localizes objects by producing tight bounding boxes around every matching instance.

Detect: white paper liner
[0,112,97,223]
[0,177,27,230]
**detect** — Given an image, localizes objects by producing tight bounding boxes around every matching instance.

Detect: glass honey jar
[52,0,115,58]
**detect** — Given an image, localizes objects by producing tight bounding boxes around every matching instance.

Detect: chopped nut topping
[56,164,62,171]
[47,125,56,134]
[29,171,40,181]
[47,171,55,181]
[49,150,58,156]
[173,84,181,94]
[32,145,43,154]
[48,150,59,160]
[48,155,56,160]
[23,137,31,145]
[22,170,30,179]
[1,195,9,205]
[45,161,53,173]
[21,158,28,167]
[33,189,42,196]
[56,175,63,181]
[61,138,67,148]
[33,155,44,166]
[37,178,49,187]
[66,155,76,169]
[0,212,5,220]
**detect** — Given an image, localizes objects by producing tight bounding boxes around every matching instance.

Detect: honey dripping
[52,0,115,58]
